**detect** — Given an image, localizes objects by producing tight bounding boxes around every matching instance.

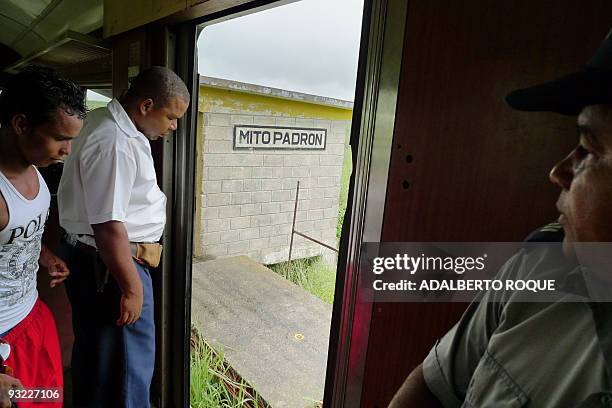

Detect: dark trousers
[59,242,155,408]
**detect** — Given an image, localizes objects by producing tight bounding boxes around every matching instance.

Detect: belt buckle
[62,232,78,247]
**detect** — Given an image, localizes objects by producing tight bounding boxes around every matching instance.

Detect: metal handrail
[288,181,339,263]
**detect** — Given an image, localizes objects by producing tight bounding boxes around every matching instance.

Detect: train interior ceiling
[1,0,610,407]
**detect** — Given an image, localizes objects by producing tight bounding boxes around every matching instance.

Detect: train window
[190,0,363,406]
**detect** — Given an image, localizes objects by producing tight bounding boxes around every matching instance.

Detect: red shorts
[3,299,63,407]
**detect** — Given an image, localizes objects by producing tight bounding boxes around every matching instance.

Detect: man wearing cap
[58,67,189,407]
[389,31,612,407]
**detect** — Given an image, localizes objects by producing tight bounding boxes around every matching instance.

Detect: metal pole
[288,181,300,262]
[293,230,339,253]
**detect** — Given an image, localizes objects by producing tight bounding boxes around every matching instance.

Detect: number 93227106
[8,388,62,402]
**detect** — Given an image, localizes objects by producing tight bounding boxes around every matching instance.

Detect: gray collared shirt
[422,247,610,407]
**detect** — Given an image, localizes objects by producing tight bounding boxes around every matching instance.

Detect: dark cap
[506,30,612,115]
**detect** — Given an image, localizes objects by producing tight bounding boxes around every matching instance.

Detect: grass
[269,256,336,304]
[336,131,353,242]
[190,329,268,408]
[86,100,108,110]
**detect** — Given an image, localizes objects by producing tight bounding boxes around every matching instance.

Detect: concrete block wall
[197,112,349,265]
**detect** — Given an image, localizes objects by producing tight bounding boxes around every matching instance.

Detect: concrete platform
[191,256,333,408]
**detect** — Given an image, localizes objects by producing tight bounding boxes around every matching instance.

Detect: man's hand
[0,373,22,408]
[39,244,70,288]
[92,221,143,326]
[118,289,143,326]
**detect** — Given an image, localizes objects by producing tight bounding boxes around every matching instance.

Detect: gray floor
[191,256,333,408]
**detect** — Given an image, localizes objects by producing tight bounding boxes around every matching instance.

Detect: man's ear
[139,98,154,115]
[10,114,29,137]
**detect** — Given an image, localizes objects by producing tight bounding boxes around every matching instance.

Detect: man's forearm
[39,243,60,266]
[388,365,442,408]
[92,221,141,295]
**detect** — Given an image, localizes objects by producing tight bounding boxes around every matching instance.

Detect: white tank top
[0,167,50,334]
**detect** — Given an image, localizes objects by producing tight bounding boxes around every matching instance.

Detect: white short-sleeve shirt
[58,99,166,243]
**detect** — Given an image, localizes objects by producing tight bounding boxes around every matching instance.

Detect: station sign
[233,125,327,150]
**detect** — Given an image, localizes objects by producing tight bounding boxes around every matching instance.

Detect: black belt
[65,236,139,258]
[74,240,97,254]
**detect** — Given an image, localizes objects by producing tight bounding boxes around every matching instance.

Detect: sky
[89,0,364,103]
[197,0,364,101]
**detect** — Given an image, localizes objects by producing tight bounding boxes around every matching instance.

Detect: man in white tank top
[0,66,85,408]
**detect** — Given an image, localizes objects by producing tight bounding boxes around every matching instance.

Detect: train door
[190,3,361,405]
[351,1,612,406]
[103,1,366,406]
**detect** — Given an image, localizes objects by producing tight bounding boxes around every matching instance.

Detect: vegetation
[269,256,336,304]
[86,100,108,110]
[336,132,353,242]
[190,329,268,408]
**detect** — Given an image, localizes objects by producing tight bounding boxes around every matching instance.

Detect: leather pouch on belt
[135,243,163,268]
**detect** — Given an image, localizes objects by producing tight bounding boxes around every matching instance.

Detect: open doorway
[189,0,363,406]
[85,89,111,110]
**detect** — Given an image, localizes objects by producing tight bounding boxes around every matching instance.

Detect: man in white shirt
[0,66,85,408]
[58,67,189,408]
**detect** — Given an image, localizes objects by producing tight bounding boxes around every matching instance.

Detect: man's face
[16,108,83,167]
[138,96,189,140]
[549,105,612,249]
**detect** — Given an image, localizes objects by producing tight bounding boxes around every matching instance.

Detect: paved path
[191,256,332,408]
